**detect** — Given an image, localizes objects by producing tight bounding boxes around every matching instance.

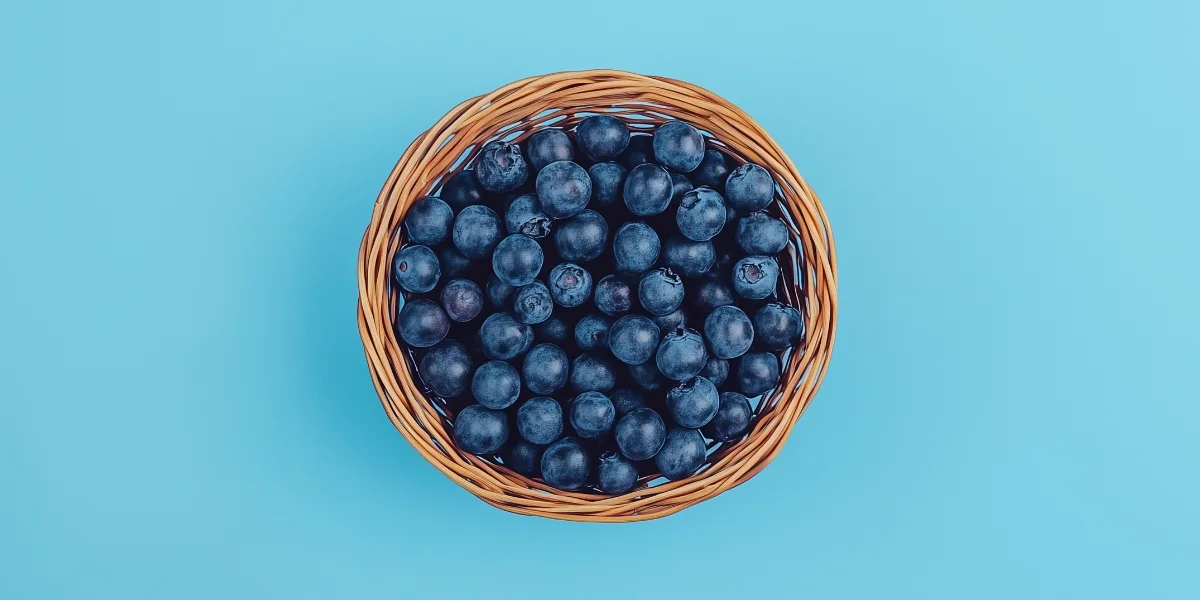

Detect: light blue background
[2,0,1197,598]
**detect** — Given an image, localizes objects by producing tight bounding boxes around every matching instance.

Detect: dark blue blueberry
[526,128,574,172]
[611,388,646,416]
[588,162,627,207]
[620,134,653,169]
[724,163,774,212]
[533,315,571,346]
[472,360,521,409]
[737,351,780,397]
[598,451,639,494]
[666,376,719,428]
[540,437,590,490]
[439,169,484,212]
[699,357,729,387]
[704,305,754,359]
[571,353,616,393]
[404,196,453,246]
[732,255,780,300]
[653,120,705,172]
[486,273,514,309]
[569,391,615,439]
[479,312,533,360]
[522,343,569,395]
[623,163,673,216]
[736,211,789,254]
[608,315,660,365]
[594,275,633,316]
[574,314,611,352]
[690,273,734,318]
[452,205,503,260]
[475,141,528,193]
[614,407,667,461]
[418,339,472,397]
[650,307,687,333]
[513,281,553,325]
[438,246,471,279]
[397,298,449,348]
[392,245,440,293]
[516,396,563,445]
[536,161,592,219]
[503,439,542,477]
[661,236,715,278]
[655,427,706,480]
[676,187,726,241]
[753,304,803,350]
[613,221,660,275]
[547,262,592,307]
[638,268,685,316]
[453,404,508,455]
[492,234,544,287]
[505,193,551,238]
[440,278,483,322]
[703,392,753,442]
[656,327,708,381]
[628,361,667,391]
[690,149,731,190]
[671,173,693,206]
[553,209,607,261]
[575,115,630,161]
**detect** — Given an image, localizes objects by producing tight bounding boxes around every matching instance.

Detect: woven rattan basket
[357,69,837,522]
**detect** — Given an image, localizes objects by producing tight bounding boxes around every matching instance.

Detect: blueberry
[611,388,647,416]
[650,307,687,333]
[404,196,453,245]
[620,134,653,169]
[574,314,611,351]
[570,391,615,439]
[588,162,627,207]
[690,273,735,317]
[598,451,639,494]
[613,221,660,275]
[440,278,483,322]
[418,340,472,397]
[690,149,731,190]
[736,211,789,254]
[475,141,528,193]
[753,304,802,350]
[628,361,667,391]
[453,404,509,455]
[438,246,471,279]
[699,357,729,387]
[724,163,774,212]
[676,187,726,241]
[513,281,553,325]
[516,396,563,444]
[503,439,542,477]
[397,298,449,348]
[654,427,706,481]
[452,205,503,260]
[547,262,592,307]
[571,353,616,393]
[704,305,754,359]
[594,275,633,316]
[533,315,571,346]
[737,351,780,397]
[392,245,440,293]
[486,273,514,309]
[656,327,708,381]
[439,169,484,212]
[505,193,551,238]
[472,360,521,409]
[638,268,685,316]
[666,376,719,428]
[536,161,592,219]
[575,115,630,161]
[540,437,590,490]
[526,129,574,172]
[608,315,660,365]
[671,173,694,205]
[479,312,533,360]
[492,234,544,287]
[523,343,569,395]
[661,236,715,278]
[732,256,780,300]
[653,120,705,172]
[703,392,753,442]
[623,163,673,216]
[614,408,667,463]
[553,209,607,261]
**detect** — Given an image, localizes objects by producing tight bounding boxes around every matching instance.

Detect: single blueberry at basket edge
[439,169,484,212]
[628,361,667,391]
[479,312,533,360]
[638,268,685,316]
[391,245,440,294]
[608,315,660,365]
[536,160,592,219]
[653,120,706,172]
[598,452,639,494]
[612,221,660,275]
[492,234,544,287]
[690,273,735,317]
[505,193,552,238]
[724,162,775,212]
[474,140,528,193]
[548,262,592,307]
[737,351,781,397]
[397,298,449,348]
[554,209,608,261]
[661,235,715,278]
[452,204,503,260]
[655,427,706,481]
[541,437,590,490]
[517,396,564,445]
[471,360,521,409]
[438,246,471,280]
[611,388,646,415]
[736,211,789,255]
[440,278,483,322]
[623,163,674,216]
[703,392,754,442]
[526,128,575,172]
[571,352,617,393]
[453,405,509,455]
[656,327,708,381]
[699,357,729,387]
[418,339,472,397]
[690,149,731,190]
[594,275,633,316]
[666,376,720,428]
[753,303,803,350]
[503,440,542,477]
[574,314,612,352]
[522,343,569,395]
[404,196,453,246]
[614,407,667,461]
[732,255,780,300]
[704,305,755,359]
[588,162,627,207]
[513,281,553,325]
[570,391,616,439]
[486,273,514,309]
[676,187,727,242]
[575,115,631,161]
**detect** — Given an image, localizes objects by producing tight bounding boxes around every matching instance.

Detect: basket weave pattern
[357,70,837,522]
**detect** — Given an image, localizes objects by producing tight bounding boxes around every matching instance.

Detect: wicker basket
[357,69,837,522]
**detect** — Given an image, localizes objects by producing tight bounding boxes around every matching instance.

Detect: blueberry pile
[393,116,803,493]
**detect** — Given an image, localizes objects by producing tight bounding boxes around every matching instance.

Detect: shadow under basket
[357,69,838,522]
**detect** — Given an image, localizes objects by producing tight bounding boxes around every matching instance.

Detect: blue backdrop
[3,1,1196,598]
